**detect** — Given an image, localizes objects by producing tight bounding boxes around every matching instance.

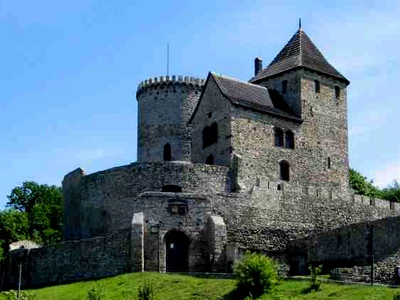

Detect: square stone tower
[250,28,350,194]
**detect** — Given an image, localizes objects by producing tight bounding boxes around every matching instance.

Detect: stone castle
[5,27,400,288]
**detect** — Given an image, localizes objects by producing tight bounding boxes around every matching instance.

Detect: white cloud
[373,162,400,188]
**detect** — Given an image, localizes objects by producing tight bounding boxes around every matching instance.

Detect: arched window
[279,160,290,181]
[202,126,211,148]
[206,154,214,165]
[285,131,294,149]
[163,143,171,161]
[274,128,284,147]
[314,80,320,93]
[210,122,218,144]
[335,86,341,99]
[282,80,288,94]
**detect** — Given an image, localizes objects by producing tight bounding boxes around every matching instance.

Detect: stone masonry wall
[248,69,349,194]
[5,230,131,289]
[209,187,400,254]
[302,216,400,284]
[190,75,232,167]
[137,76,204,162]
[63,162,230,240]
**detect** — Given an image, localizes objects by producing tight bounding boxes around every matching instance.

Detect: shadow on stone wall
[292,215,400,283]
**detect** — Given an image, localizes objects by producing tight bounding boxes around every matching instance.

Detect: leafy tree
[6,181,63,245]
[380,181,400,202]
[0,210,29,262]
[349,168,380,198]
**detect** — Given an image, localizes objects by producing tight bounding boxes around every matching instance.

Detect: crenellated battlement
[136,75,205,97]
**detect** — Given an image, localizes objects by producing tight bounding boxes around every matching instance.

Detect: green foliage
[393,291,400,300]
[233,252,279,298]
[87,284,108,300]
[349,169,380,197]
[137,281,154,300]
[380,181,400,202]
[1,290,36,300]
[6,181,63,245]
[0,210,29,245]
[308,265,322,292]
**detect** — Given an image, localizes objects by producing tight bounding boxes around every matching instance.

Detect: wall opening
[163,143,172,161]
[162,185,182,193]
[279,160,290,181]
[210,122,218,144]
[206,154,214,165]
[335,86,341,99]
[165,230,189,272]
[285,131,294,149]
[202,126,211,148]
[314,80,320,93]
[274,128,284,147]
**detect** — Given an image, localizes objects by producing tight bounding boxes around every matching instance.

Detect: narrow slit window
[274,128,284,147]
[315,80,320,93]
[163,143,171,161]
[327,157,331,169]
[279,160,290,181]
[335,86,341,99]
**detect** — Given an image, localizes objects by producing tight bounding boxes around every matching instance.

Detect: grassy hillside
[1,272,400,300]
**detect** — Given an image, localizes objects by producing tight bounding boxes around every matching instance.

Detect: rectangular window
[335,86,341,99]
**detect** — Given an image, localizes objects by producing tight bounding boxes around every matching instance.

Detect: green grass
[1,273,400,300]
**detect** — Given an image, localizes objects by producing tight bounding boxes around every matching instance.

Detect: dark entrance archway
[165,230,189,272]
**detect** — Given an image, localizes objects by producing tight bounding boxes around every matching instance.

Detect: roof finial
[299,18,302,30]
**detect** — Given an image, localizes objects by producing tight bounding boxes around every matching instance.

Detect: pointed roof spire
[250,29,349,85]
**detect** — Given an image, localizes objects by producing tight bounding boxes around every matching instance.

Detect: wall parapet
[136,75,205,97]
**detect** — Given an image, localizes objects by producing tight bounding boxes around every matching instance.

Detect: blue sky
[1,0,399,208]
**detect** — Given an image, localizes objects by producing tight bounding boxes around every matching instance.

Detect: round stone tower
[136,75,205,162]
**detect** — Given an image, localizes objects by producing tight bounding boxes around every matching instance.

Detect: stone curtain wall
[303,216,400,284]
[63,162,230,240]
[5,230,131,289]
[210,187,400,254]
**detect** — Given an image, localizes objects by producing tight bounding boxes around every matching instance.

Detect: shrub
[233,252,279,298]
[2,290,36,300]
[393,291,400,300]
[87,284,107,300]
[137,281,154,300]
[308,265,323,291]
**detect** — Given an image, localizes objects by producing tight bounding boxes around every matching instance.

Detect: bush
[2,290,36,300]
[393,291,400,300]
[308,265,322,291]
[137,281,154,300]
[87,284,107,300]
[233,252,279,298]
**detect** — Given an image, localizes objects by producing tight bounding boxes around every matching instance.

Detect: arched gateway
[165,230,189,272]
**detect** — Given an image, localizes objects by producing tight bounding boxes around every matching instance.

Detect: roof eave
[250,66,350,86]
